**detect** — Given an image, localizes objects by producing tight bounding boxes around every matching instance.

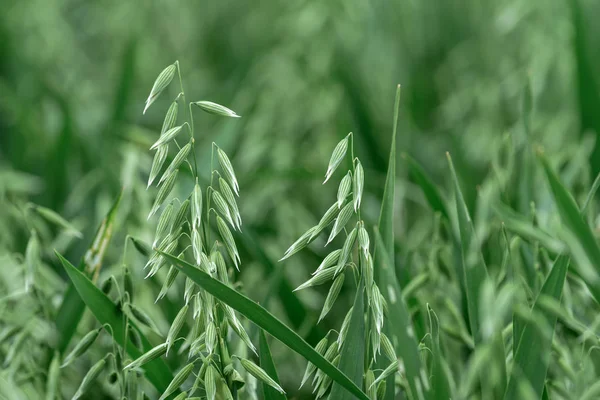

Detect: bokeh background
[2,0,600,397]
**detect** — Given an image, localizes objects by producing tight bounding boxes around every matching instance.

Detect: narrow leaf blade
[327,278,365,400]
[55,252,173,394]
[259,330,286,400]
[160,251,369,400]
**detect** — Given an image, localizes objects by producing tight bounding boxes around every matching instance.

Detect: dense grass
[2,1,600,399]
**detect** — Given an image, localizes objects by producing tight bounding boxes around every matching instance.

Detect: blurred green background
[1,0,600,397]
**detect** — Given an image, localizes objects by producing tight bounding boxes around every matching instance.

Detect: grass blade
[374,84,427,400]
[56,191,122,353]
[327,278,365,400]
[447,153,507,397]
[402,152,450,220]
[504,255,569,399]
[373,230,426,400]
[55,252,173,394]
[160,251,369,400]
[539,153,600,302]
[258,330,286,400]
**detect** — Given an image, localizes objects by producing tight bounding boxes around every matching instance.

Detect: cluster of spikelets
[280,132,399,398]
[56,62,286,400]
[136,61,286,399]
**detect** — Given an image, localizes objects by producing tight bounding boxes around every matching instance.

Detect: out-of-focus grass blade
[493,202,565,254]
[56,191,122,353]
[447,153,507,397]
[160,251,369,400]
[504,255,569,399]
[373,230,425,400]
[568,0,600,172]
[327,278,364,400]
[447,153,487,343]
[55,252,173,394]
[539,153,600,302]
[426,305,452,400]
[374,85,426,400]
[258,330,286,400]
[402,152,450,221]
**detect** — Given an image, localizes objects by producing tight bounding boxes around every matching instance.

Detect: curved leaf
[327,278,364,400]
[56,191,122,353]
[259,330,286,400]
[504,255,569,399]
[55,252,173,394]
[159,251,369,400]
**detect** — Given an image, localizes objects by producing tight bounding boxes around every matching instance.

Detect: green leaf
[327,278,364,400]
[160,251,369,400]
[373,84,425,400]
[402,153,450,221]
[447,153,507,397]
[493,202,565,254]
[259,330,286,400]
[55,252,174,394]
[504,255,569,399]
[373,230,425,400]
[56,191,122,353]
[539,153,600,302]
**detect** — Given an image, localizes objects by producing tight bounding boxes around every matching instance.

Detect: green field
[2,1,600,399]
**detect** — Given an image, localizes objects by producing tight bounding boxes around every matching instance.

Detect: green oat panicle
[161,142,191,182]
[24,229,40,292]
[61,327,102,368]
[357,222,370,256]
[72,356,108,400]
[310,202,342,240]
[293,265,336,292]
[148,169,178,219]
[353,159,364,211]
[335,225,357,274]
[365,369,377,400]
[161,101,179,134]
[166,304,189,355]
[370,360,399,389]
[148,145,169,188]
[213,190,236,230]
[318,272,345,323]
[219,177,242,230]
[313,249,342,275]
[46,352,61,400]
[124,342,169,370]
[159,361,195,400]
[337,172,352,209]
[144,63,176,114]
[280,226,317,261]
[216,215,240,269]
[173,198,190,229]
[217,147,240,196]
[154,202,174,247]
[191,181,202,229]
[326,202,355,245]
[125,303,161,334]
[194,101,240,118]
[236,356,286,394]
[204,363,218,400]
[150,125,184,150]
[300,335,329,388]
[380,333,396,362]
[324,134,350,184]
[191,227,203,265]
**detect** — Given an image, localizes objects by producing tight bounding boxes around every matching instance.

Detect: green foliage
[3,1,600,399]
